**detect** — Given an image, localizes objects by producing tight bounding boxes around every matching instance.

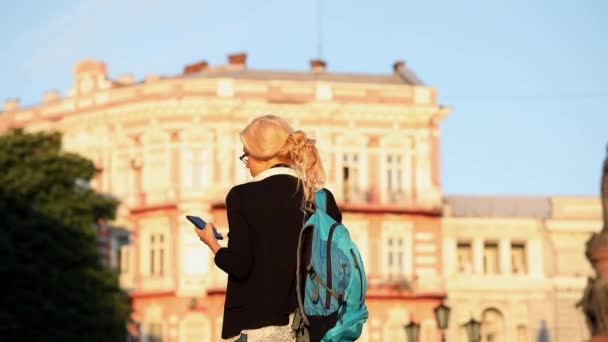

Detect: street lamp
[463,317,482,342]
[434,301,451,342]
[404,320,420,342]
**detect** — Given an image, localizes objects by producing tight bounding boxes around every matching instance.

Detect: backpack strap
[315,190,327,213]
[307,265,345,303]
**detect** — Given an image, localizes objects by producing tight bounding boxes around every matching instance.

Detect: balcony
[136,274,175,292]
[338,187,441,214]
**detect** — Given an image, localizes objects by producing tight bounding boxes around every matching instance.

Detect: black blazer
[214,173,342,339]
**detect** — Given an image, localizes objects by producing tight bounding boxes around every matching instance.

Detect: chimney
[145,74,160,82]
[393,59,423,84]
[183,61,209,74]
[227,52,247,70]
[73,59,110,94]
[393,60,405,73]
[310,59,327,73]
[117,74,135,85]
[4,98,21,112]
[74,59,108,76]
[43,91,61,103]
[3,98,20,112]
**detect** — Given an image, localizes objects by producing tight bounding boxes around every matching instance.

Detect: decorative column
[499,239,511,275]
[579,145,608,341]
[473,238,484,275]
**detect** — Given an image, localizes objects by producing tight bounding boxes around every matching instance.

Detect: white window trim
[140,217,172,278]
[379,135,413,203]
[143,304,165,342]
[381,222,414,279]
[335,134,367,203]
[142,143,171,192]
[180,145,214,189]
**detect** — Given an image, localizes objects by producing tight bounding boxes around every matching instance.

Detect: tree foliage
[0,129,131,341]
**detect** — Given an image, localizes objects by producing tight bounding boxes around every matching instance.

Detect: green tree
[0,129,132,341]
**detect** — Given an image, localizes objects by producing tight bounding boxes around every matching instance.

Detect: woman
[194,115,342,341]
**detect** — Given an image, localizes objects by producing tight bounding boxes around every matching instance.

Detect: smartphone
[186,215,224,240]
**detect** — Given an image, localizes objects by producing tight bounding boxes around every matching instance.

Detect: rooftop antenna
[316,0,324,59]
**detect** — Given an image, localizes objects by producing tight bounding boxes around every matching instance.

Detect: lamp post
[404,320,421,342]
[434,301,451,342]
[463,317,482,342]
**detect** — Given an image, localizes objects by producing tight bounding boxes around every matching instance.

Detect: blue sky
[1,0,606,196]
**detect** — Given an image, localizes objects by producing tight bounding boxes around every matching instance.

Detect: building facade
[1,54,448,341]
[0,54,601,342]
[443,196,601,342]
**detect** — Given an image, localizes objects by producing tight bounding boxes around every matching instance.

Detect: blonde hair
[275,131,326,205]
[240,115,326,205]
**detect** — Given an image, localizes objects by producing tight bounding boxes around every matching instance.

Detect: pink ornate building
[1,53,601,342]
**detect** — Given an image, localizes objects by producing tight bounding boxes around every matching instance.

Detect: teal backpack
[293,190,368,342]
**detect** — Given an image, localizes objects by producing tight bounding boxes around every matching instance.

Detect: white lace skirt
[226,313,295,342]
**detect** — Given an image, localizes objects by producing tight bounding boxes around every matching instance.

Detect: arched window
[178,313,211,342]
[383,308,409,341]
[143,304,165,342]
[420,319,437,342]
[481,308,505,342]
[516,324,528,342]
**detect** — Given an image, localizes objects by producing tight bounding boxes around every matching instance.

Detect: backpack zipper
[325,222,340,309]
[350,249,364,305]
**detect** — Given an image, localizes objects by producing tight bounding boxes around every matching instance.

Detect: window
[140,217,171,283]
[481,308,505,342]
[483,242,499,274]
[383,223,413,282]
[112,232,130,270]
[181,148,212,189]
[119,245,130,273]
[112,151,134,197]
[342,153,360,202]
[147,323,163,342]
[457,241,473,274]
[179,314,211,342]
[383,309,409,341]
[386,154,405,202]
[511,242,527,274]
[458,325,469,342]
[420,320,437,342]
[516,325,528,342]
[387,237,405,280]
[181,321,203,342]
[149,233,166,276]
[143,144,170,192]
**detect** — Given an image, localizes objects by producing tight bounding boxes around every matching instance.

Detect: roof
[444,195,552,219]
[181,68,424,85]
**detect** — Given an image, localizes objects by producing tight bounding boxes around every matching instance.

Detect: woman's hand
[194,223,222,254]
